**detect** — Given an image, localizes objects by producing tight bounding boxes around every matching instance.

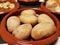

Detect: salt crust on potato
[12,24,32,39]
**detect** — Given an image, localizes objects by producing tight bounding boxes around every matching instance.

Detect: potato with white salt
[31,23,56,40]
[12,24,32,39]
[55,6,60,12]
[38,14,55,25]
[46,0,56,7]
[7,16,20,32]
[20,14,37,25]
[21,9,36,15]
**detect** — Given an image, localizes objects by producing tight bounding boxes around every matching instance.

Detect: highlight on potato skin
[21,9,36,15]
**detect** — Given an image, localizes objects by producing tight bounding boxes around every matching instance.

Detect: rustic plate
[0,0,19,14]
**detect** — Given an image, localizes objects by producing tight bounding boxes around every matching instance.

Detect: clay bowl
[0,0,19,14]
[0,0,19,21]
[41,2,60,20]
[0,8,60,45]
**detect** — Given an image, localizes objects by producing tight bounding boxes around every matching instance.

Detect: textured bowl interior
[0,8,60,45]
[0,0,19,14]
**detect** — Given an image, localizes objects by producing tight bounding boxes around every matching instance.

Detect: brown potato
[7,16,20,32]
[31,23,56,40]
[19,14,37,25]
[12,24,32,39]
[21,9,36,15]
[38,14,55,25]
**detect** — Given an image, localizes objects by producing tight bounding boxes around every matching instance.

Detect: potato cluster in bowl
[46,0,60,12]
[6,9,56,40]
[0,1,15,12]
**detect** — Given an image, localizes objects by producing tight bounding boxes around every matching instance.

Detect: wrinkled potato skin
[20,14,38,25]
[21,9,36,15]
[7,16,20,32]
[38,14,55,25]
[12,24,32,39]
[31,23,56,40]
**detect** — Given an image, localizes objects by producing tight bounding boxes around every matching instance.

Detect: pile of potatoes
[46,0,60,12]
[7,9,56,40]
[0,1,15,9]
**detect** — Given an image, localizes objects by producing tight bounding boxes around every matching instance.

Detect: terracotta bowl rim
[0,8,60,45]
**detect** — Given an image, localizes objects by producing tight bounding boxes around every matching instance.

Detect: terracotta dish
[0,0,19,14]
[0,8,60,45]
[41,1,60,15]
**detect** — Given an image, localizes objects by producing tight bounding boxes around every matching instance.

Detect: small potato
[7,16,20,32]
[12,24,32,39]
[46,0,56,7]
[9,3,15,9]
[55,6,60,12]
[21,9,36,15]
[3,1,11,9]
[38,14,55,25]
[31,23,56,40]
[20,14,37,25]
[0,3,3,8]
